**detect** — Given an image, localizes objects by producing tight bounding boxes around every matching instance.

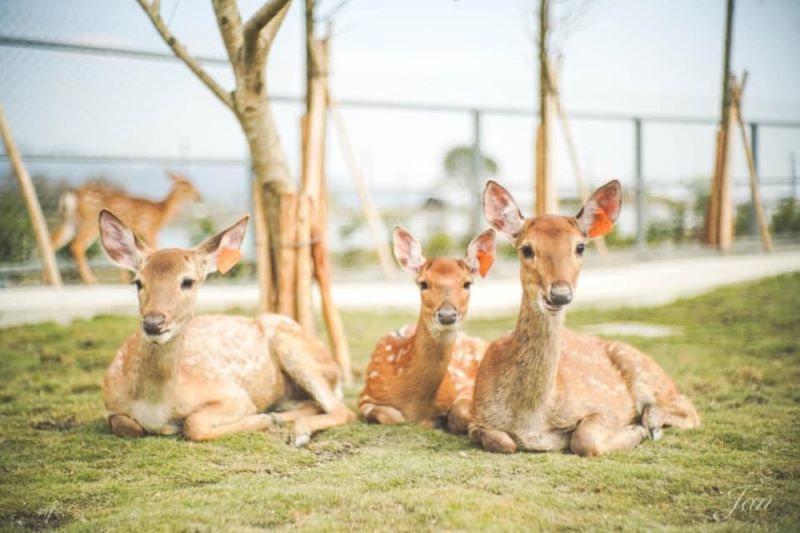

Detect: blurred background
[1,0,799,285]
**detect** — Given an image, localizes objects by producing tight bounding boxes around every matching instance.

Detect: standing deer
[358,226,496,433]
[52,172,201,284]
[470,180,699,456]
[99,210,353,445]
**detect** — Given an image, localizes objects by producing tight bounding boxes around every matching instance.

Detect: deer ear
[98,210,150,272]
[483,180,524,240]
[466,228,496,278]
[392,226,424,275]
[196,215,249,276]
[576,180,622,238]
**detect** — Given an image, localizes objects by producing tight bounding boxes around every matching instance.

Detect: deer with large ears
[358,226,496,433]
[99,210,354,445]
[469,180,699,456]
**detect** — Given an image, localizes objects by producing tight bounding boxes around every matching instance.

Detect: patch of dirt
[33,416,79,431]
[1,511,70,530]
[78,339,96,349]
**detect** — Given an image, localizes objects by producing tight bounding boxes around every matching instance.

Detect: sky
[0,0,799,245]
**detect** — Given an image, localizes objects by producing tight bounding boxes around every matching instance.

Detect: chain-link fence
[2,5,799,286]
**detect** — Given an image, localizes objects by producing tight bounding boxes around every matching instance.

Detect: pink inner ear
[588,209,614,238]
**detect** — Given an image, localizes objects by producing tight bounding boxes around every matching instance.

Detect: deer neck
[510,294,563,409]
[402,317,458,404]
[134,331,183,401]
[157,188,186,224]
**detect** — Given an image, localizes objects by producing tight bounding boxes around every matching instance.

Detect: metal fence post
[471,109,484,235]
[634,118,645,256]
[749,122,759,236]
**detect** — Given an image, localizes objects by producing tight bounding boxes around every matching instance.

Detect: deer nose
[142,313,166,335]
[548,282,573,306]
[435,305,458,326]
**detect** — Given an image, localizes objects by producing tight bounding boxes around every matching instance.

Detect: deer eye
[419,281,429,291]
[133,279,143,291]
[463,281,472,290]
[576,243,585,256]
[181,278,196,290]
[520,245,534,259]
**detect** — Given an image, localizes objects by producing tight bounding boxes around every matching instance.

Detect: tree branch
[243,0,292,53]
[136,0,233,109]
[211,0,245,76]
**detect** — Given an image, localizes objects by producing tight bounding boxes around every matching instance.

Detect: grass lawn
[1,273,799,531]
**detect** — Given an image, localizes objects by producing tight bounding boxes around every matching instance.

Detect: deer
[358,226,496,433]
[98,209,354,445]
[51,172,202,284]
[469,180,700,456]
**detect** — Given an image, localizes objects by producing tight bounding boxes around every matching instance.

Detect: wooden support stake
[311,212,353,387]
[278,192,298,319]
[718,93,736,253]
[329,99,396,279]
[547,67,609,260]
[0,107,62,287]
[251,178,273,312]
[732,73,772,252]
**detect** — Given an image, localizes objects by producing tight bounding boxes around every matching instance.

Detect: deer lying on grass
[52,172,201,284]
[469,180,699,456]
[358,226,496,433]
[99,210,354,445]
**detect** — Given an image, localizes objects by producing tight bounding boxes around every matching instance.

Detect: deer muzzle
[435,304,459,326]
[142,313,167,336]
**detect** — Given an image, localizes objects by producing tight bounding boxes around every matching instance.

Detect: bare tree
[136,0,295,311]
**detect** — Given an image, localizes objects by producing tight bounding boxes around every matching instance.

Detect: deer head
[393,226,496,332]
[483,179,621,314]
[167,171,203,202]
[99,210,249,344]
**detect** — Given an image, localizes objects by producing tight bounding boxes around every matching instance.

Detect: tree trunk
[235,91,294,304]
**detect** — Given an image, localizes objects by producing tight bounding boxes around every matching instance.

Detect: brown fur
[470,181,699,456]
[99,211,354,445]
[52,172,201,284]
[358,229,493,432]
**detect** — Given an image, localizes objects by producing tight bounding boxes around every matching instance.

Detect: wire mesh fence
[1,4,799,286]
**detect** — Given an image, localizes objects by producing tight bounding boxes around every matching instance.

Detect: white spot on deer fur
[388,354,396,363]
[386,344,393,352]
[369,370,379,379]
[131,400,172,433]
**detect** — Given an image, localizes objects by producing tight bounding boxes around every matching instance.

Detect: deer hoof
[290,428,311,448]
[642,405,664,441]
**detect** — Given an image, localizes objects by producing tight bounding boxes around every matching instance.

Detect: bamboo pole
[0,107,62,287]
[296,39,327,334]
[328,100,395,278]
[278,192,298,318]
[732,73,772,252]
[718,89,735,253]
[251,178,273,311]
[547,67,609,259]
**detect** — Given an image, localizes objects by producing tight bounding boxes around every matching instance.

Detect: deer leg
[468,424,518,454]
[570,414,648,457]
[271,400,322,423]
[362,404,406,425]
[661,394,701,429]
[446,398,471,434]
[109,414,145,438]
[288,406,353,448]
[182,402,275,442]
[272,332,349,416]
[51,221,75,250]
[70,224,99,284]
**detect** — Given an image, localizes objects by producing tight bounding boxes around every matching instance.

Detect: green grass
[1,274,799,531]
